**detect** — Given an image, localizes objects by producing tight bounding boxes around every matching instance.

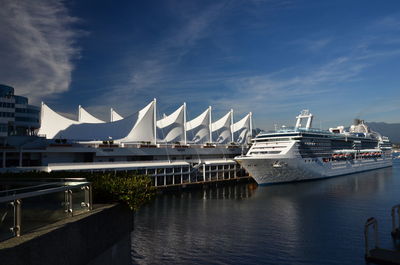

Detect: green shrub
[88,172,155,211]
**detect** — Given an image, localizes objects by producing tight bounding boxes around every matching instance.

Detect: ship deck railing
[332,149,382,154]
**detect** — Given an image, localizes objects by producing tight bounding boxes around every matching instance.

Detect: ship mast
[295,109,313,130]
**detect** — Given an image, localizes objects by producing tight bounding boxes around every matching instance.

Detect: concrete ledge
[0,204,133,265]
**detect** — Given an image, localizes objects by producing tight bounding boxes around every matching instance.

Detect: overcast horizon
[1,0,400,130]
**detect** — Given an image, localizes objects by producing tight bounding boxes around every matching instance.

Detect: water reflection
[132,163,400,265]
[201,183,257,200]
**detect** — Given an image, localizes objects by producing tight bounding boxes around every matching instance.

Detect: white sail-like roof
[78,106,105,123]
[157,105,185,143]
[233,113,251,144]
[38,103,80,139]
[110,108,123,122]
[54,114,139,141]
[186,107,211,143]
[39,100,156,142]
[119,100,156,143]
[38,99,253,144]
[211,111,232,144]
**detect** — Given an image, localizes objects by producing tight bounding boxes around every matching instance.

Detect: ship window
[256,138,291,142]
[252,146,287,150]
[269,151,281,154]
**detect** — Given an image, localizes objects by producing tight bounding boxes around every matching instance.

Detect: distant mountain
[367,122,400,144]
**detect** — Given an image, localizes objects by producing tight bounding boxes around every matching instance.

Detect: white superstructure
[235,110,393,185]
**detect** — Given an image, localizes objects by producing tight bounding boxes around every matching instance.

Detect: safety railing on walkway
[364,217,379,258]
[391,204,400,238]
[0,181,92,242]
[364,205,400,264]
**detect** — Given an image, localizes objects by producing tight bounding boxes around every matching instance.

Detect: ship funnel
[295,109,313,130]
[354,119,364,125]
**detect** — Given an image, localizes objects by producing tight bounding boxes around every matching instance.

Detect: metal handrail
[0,183,59,195]
[365,217,379,257]
[391,204,400,237]
[0,178,88,187]
[0,181,92,241]
[0,182,89,203]
[0,178,87,182]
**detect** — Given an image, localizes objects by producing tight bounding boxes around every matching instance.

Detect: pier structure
[0,95,253,186]
[0,86,254,189]
[3,158,246,188]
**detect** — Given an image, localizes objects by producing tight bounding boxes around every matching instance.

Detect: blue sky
[1,0,400,130]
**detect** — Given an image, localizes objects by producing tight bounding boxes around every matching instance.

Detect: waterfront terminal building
[0,85,253,186]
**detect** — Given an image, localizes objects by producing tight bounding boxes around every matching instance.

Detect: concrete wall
[0,204,133,265]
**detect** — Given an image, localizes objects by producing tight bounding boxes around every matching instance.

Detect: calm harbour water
[131,158,400,265]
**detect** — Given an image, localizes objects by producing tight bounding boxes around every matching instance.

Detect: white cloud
[90,2,228,117]
[209,55,367,111]
[292,37,333,52]
[372,15,400,31]
[0,0,80,103]
[210,14,400,126]
[83,9,400,126]
[129,2,226,89]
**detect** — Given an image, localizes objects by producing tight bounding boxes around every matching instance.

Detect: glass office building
[0,84,40,137]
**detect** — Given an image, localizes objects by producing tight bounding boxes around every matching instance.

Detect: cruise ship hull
[236,110,393,185]
[236,156,393,185]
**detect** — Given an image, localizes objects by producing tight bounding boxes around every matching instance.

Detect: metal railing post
[83,185,92,211]
[64,190,69,213]
[396,204,399,233]
[392,206,396,235]
[10,199,21,237]
[391,204,400,237]
[89,185,93,211]
[69,189,73,215]
[64,189,73,216]
[364,217,379,257]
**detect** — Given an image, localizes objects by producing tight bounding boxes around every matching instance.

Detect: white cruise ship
[235,110,392,185]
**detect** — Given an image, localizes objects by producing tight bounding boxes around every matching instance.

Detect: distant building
[0,84,40,137]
